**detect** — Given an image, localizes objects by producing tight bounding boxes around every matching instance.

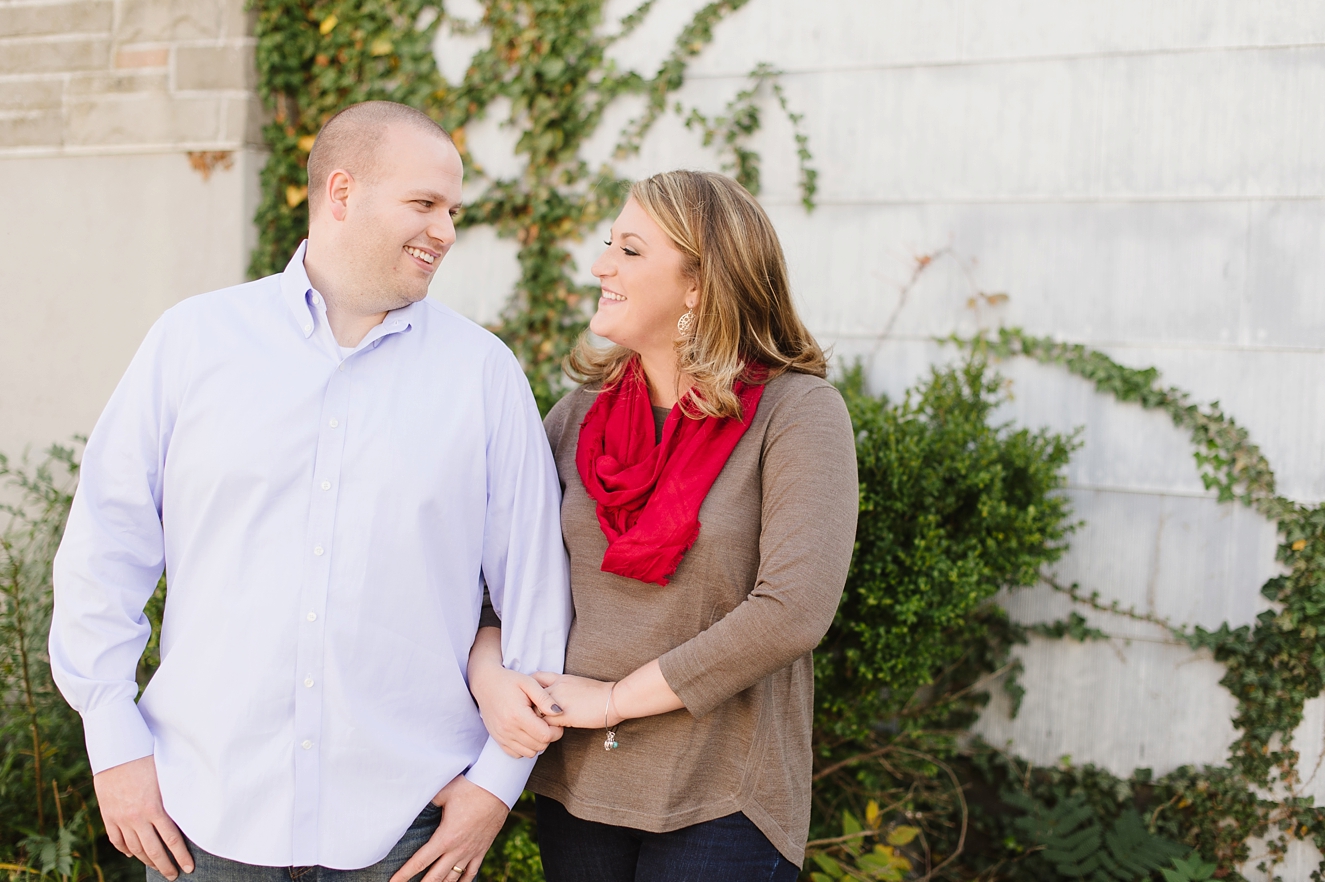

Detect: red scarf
[576,359,765,586]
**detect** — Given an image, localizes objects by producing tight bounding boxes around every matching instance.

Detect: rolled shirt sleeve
[50,313,178,773]
[657,384,859,718]
[465,348,572,806]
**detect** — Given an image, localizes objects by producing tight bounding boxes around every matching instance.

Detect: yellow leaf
[865,799,881,827]
[1293,539,1307,551]
[886,825,920,846]
[369,37,393,56]
[451,126,467,154]
[319,14,338,35]
[285,184,308,208]
[296,134,316,153]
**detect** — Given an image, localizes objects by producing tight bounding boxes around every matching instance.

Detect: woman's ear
[684,281,699,312]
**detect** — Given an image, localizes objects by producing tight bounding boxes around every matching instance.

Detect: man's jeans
[535,795,799,882]
[146,803,440,882]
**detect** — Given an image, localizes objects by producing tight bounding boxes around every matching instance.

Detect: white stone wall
[0,0,263,458]
[433,4,1325,871]
[4,3,1324,869]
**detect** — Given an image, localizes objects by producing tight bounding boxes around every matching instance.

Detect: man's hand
[470,665,565,758]
[468,626,563,758]
[94,756,194,880]
[388,776,508,882]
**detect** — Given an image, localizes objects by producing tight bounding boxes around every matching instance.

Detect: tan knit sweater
[527,371,859,866]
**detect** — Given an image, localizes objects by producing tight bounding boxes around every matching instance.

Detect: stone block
[222,94,265,146]
[66,92,222,146]
[0,78,63,111]
[175,43,255,91]
[114,46,169,69]
[115,0,223,42]
[0,1,113,38]
[0,110,63,148]
[0,37,110,74]
[68,70,169,95]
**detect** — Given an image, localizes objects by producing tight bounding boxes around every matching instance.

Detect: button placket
[289,357,352,864]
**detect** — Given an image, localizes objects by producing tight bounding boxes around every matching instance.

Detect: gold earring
[677,311,695,333]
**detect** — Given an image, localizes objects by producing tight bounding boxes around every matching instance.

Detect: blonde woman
[468,170,858,881]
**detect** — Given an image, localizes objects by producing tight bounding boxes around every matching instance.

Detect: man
[49,101,570,882]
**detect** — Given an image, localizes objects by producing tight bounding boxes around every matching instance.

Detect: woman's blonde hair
[565,170,827,419]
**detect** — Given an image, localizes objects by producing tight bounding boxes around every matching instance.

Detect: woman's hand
[469,627,564,758]
[533,672,619,729]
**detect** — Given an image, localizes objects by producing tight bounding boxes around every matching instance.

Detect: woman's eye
[603,239,612,246]
[623,247,639,257]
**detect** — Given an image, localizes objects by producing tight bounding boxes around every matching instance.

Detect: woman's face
[589,198,697,357]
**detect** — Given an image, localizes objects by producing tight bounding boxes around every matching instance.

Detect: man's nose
[428,214,456,249]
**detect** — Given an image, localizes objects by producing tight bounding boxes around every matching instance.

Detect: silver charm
[677,311,695,334]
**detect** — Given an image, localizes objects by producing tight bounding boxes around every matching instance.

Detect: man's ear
[326,169,354,221]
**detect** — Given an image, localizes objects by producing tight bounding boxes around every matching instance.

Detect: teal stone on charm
[604,729,619,750]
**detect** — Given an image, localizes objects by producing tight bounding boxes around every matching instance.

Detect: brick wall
[0,0,261,153]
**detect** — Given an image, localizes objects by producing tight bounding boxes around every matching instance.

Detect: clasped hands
[468,662,618,758]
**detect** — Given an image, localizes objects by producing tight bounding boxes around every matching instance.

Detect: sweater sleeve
[657,382,858,717]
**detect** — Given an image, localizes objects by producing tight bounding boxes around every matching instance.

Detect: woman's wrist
[605,680,625,728]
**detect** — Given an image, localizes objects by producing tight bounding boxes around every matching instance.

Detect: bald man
[49,102,572,882]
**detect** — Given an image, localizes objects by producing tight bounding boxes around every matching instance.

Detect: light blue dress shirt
[49,243,571,869]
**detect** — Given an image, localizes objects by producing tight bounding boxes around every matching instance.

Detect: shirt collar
[280,240,424,346]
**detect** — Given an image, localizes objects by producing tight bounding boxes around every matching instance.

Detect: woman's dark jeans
[535,795,800,882]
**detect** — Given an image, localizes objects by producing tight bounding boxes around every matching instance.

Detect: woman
[469,170,858,881]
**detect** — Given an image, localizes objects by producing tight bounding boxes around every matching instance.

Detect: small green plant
[1005,790,1186,880]
[808,804,919,882]
[1160,853,1218,882]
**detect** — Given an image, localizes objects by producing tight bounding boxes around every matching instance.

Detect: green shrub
[0,445,137,882]
[817,357,1077,742]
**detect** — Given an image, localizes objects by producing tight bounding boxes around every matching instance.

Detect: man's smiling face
[340,123,464,311]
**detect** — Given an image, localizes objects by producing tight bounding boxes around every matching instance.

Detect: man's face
[340,125,464,311]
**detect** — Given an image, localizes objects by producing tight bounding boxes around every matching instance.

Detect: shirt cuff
[464,737,535,808]
[82,699,155,775]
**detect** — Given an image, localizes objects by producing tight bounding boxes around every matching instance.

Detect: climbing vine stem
[962,327,1325,877]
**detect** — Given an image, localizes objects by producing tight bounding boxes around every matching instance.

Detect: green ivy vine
[249,0,817,411]
[966,327,1325,878]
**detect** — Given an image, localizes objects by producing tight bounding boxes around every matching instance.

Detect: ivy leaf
[886,825,919,846]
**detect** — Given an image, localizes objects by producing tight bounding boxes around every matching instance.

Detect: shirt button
[338,364,346,372]
[301,740,313,750]
[307,612,317,622]
[329,418,339,428]
[304,677,315,688]
[303,323,312,333]
[313,545,324,556]
[320,481,331,491]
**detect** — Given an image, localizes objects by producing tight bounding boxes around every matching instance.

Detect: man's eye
[417,200,433,208]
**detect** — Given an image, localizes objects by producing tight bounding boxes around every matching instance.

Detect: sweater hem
[529,782,803,868]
